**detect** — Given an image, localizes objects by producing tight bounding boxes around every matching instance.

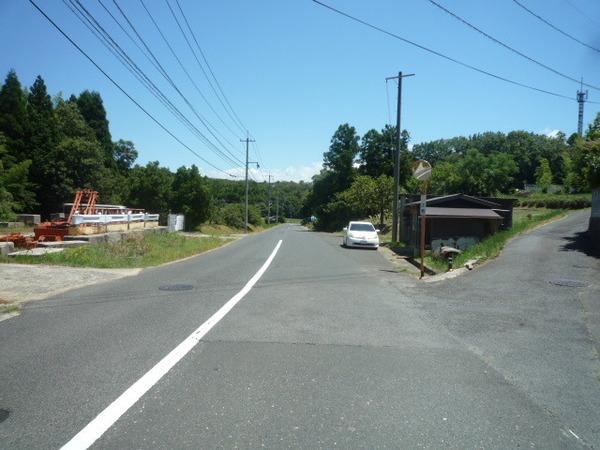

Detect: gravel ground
[0,263,140,304]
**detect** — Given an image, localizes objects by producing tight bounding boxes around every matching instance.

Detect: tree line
[303,120,600,231]
[0,70,310,229]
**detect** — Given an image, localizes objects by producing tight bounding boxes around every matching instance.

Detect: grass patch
[499,192,591,209]
[425,208,567,272]
[0,303,20,315]
[197,222,281,235]
[0,232,231,268]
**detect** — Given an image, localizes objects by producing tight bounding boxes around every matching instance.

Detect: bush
[211,203,264,229]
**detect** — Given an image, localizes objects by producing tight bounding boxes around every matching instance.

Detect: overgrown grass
[0,232,231,268]
[0,303,21,315]
[499,192,591,209]
[197,222,281,235]
[425,208,567,272]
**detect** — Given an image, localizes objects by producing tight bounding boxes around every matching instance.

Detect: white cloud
[540,128,562,139]
[206,161,322,183]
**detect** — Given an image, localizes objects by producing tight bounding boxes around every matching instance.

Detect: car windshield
[350,223,375,231]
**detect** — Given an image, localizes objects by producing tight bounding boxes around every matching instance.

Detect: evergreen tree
[76,90,113,162]
[323,123,360,192]
[0,70,29,161]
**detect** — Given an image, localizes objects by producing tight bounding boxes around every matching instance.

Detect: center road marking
[61,239,283,450]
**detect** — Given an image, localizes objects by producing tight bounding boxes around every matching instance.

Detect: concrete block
[0,222,25,228]
[17,214,41,225]
[8,248,64,257]
[106,232,122,244]
[64,234,106,244]
[37,240,88,249]
[0,242,15,256]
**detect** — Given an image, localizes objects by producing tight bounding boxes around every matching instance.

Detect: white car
[342,221,380,249]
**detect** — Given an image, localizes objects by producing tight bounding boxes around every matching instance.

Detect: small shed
[401,194,514,253]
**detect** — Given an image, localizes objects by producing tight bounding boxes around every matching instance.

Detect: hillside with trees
[303,119,599,231]
[0,70,310,229]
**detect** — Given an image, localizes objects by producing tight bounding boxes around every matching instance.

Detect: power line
[97,0,240,155]
[137,0,244,148]
[562,0,600,28]
[511,0,600,54]
[311,0,577,102]
[66,0,242,168]
[28,0,233,177]
[164,0,246,135]
[426,0,600,92]
[174,0,248,133]
[109,0,244,165]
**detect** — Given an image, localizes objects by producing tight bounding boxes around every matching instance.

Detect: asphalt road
[0,212,598,449]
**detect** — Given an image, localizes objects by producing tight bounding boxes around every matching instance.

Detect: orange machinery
[33,190,99,242]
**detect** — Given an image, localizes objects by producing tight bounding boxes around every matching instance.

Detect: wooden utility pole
[241,134,257,233]
[385,71,414,242]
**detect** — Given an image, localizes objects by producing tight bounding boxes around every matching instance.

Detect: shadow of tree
[561,230,600,258]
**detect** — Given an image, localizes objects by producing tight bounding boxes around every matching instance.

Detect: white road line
[61,239,283,450]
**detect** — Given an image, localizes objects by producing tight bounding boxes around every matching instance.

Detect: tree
[358,126,394,177]
[586,112,600,141]
[323,123,360,192]
[535,158,553,192]
[127,161,174,216]
[113,139,138,173]
[27,75,60,214]
[429,150,517,196]
[76,90,113,162]
[171,165,212,230]
[0,70,29,161]
[341,175,394,226]
[567,138,600,191]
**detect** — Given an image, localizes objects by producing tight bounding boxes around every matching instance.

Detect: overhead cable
[426,0,600,92]
[173,0,248,133]
[511,0,600,54]
[28,0,234,176]
[312,0,576,102]
[66,0,242,168]
[109,0,244,165]
[137,0,244,148]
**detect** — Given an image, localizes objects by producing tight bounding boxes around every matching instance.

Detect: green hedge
[516,197,590,209]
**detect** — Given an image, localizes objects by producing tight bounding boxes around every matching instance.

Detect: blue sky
[1,0,600,181]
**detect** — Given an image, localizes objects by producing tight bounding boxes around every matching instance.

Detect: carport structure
[401,194,514,253]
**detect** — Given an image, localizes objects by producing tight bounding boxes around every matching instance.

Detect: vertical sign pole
[420,183,427,279]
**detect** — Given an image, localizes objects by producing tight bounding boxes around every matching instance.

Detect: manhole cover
[549,279,588,288]
[158,284,194,292]
[0,409,9,424]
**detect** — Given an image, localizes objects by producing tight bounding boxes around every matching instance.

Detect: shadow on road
[561,230,600,258]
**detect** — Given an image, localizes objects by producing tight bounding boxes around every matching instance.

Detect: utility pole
[386,71,415,243]
[267,172,272,224]
[241,133,257,233]
[577,78,588,136]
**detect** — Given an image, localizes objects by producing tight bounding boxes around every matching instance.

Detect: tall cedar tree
[27,76,60,214]
[322,123,360,193]
[76,90,113,164]
[0,70,29,161]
